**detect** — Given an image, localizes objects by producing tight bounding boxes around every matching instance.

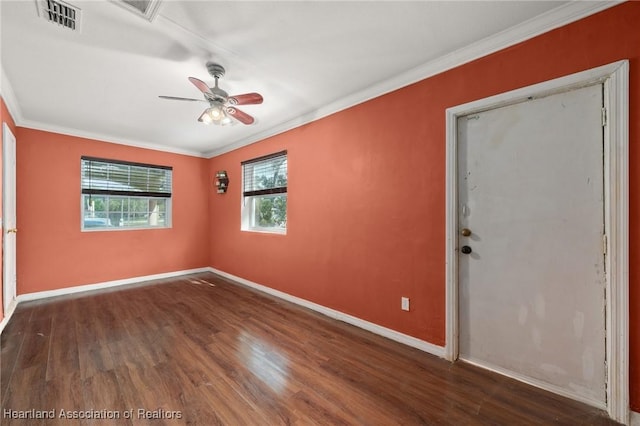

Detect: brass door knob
[6,228,17,234]
[461,228,472,237]
[461,246,472,254]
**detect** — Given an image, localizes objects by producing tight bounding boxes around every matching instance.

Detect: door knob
[461,245,472,254]
[6,228,17,234]
[461,228,472,237]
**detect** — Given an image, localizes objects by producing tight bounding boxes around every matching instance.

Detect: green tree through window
[242,151,287,231]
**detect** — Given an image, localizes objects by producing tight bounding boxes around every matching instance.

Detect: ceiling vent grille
[112,0,162,22]
[36,0,81,31]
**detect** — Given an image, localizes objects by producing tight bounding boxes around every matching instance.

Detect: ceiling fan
[159,62,263,126]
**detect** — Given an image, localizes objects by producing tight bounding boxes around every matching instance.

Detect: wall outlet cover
[401,297,410,311]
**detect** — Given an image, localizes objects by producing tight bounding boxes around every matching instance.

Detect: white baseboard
[209,267,445,358]
[3,265,633,422]
[16,267,212,303]
[0,298,18,335]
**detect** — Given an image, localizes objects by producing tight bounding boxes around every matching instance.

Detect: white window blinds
[81,156,172,198]
[242,151,287,197]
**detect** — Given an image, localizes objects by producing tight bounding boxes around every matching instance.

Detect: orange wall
[208,2,640,409]
[0,97,17,321]
[16,128,210,294]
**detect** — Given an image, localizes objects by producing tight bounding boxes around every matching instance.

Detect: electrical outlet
[401,297,410,311]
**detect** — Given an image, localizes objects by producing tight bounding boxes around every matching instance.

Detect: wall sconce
[215,170,229,194]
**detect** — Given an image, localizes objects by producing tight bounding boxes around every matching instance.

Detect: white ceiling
[0,1,616,157]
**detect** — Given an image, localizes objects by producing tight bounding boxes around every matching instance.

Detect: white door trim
[2,122,17,315]
[444,60,629,424]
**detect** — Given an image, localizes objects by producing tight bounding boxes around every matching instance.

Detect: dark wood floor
[1,273,619,425]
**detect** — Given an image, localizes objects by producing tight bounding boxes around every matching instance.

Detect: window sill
[241,227,287,235]
[81,225,172,232]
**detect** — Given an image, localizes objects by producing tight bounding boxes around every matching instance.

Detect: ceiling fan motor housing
[206,62,225,79]
[208,87,228,103]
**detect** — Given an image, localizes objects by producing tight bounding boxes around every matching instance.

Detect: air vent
[36,0,81,31]
[112,0,162,22]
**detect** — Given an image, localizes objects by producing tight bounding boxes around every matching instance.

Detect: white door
[3,122,17,313]
[457,84,606,406]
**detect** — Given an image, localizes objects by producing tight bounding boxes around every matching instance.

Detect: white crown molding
[1,65,24,125]
[3,66,204,158]
[17,118,206,158]
[209,267,445,358]
[204,0,621,158]
[2,1,622,159]
[3,61,205,158]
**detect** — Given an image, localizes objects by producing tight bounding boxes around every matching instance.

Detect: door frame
[444,60,629,423]
[2,122,17,315]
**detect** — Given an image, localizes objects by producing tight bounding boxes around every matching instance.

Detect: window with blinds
[81,156,172,230]
[241,151,287,233]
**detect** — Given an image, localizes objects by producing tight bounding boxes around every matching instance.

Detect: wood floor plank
[0,272,621,425]
[1,322,24,405]
[81,369,130,426]
[46,315,79,382]
[43,371,86,426]
[14,317,52,371]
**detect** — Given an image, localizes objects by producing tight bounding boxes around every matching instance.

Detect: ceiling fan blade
[188,77,213,95]
[228,93,263,105]
[226,107,255,125]
[159,95,207,102]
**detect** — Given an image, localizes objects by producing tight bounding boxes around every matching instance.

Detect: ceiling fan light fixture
[160,62,261,126]
[198,110,212,125]
[199,103,232,126]
[209,105,224,120]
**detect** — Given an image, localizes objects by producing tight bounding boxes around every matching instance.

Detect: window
[241,151,287,233]
[81,157,172,230]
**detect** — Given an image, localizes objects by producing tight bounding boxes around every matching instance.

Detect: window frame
[241,151,288,234]
[80,156,173,232]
